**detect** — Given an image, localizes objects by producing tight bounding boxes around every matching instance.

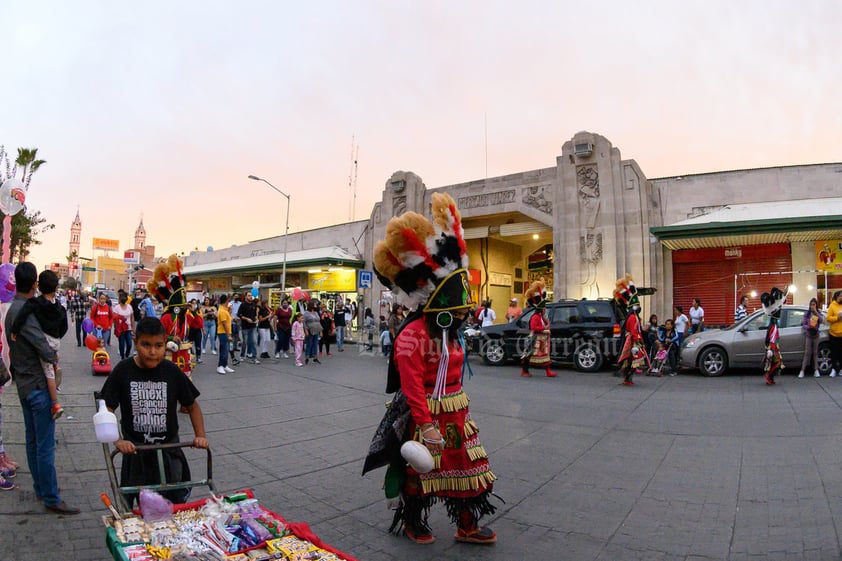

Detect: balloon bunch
[0,146,33,264]
[0,262,15,303]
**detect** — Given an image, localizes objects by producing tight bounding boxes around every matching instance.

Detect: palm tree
[15,147,46,187]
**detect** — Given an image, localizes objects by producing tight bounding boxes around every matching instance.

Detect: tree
[15,148,46,188]
[4,209,55,261]
[0,146,53,262]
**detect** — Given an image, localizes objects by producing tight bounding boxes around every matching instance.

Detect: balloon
[0,178,26,216]
[82,317,95,334]
[85,334,100,352]
[291,287,309,301]
[251,287,259,298]
[0,262,15,302]
[252,281,259,289]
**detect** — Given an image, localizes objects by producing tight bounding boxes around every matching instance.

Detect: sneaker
[0,475,15,491]
[327,352,332,356]
[224,366,235,373]
[798,371,805,378]
[232,359,241,366]
[274,353,280,359]
[260,352,270,359]
[197,358,203,364]
[296,362,303,367]
[815,370,821,378]
[313,358,321,364]
[305,358,309,364]
[212,349,217,355]
[454,526,496,544]
[1,468,15,479]
[832,370,838,378]
[51,402,64,420]
[283,353,289,359]
[45,501,81,515]
[217,366,226,374]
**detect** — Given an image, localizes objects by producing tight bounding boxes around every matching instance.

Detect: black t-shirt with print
[100,358,200,445]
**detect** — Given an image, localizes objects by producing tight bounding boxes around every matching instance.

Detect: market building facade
[184,131,842,326]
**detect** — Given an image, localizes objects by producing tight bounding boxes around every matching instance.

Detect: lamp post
[248,175,290,296]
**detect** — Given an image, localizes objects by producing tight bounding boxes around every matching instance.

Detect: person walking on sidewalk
[238,293,259,363]
[303,301,322,364]
[215,295,234,374]
[292,313,306,367]
[201,296,217,355]
[799,297,823,378]
[827,290,842,378]
[273,299,292,359]
[69,289,89,347]
[5,262,79,514]
[333,300,348,352]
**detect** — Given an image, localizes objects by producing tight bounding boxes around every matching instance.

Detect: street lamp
[248,175,291,296]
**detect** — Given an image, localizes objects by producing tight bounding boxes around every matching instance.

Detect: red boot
[545,368,557,378]
[520,369,532,377]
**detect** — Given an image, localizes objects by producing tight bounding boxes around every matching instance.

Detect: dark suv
[477,299,624,372]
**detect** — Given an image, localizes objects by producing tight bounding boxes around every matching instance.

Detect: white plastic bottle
[93,399,119,443]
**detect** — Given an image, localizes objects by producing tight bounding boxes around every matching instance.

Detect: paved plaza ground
[2,336,842,561]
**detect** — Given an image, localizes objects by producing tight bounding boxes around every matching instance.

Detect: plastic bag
[139,489,173,522]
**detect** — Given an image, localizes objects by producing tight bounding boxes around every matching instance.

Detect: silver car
[680,305,831,377]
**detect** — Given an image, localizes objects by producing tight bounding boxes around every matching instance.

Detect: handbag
[361,389,410,475]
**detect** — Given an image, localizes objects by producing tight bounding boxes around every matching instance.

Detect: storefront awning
[650,197,842,250]
[183,246,365,276]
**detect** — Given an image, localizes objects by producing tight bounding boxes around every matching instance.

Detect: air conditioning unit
[573,142,593,158]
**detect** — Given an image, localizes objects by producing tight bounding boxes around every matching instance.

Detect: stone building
[184,131,842,325]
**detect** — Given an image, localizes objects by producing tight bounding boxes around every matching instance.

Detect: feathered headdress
[147,254,187,313]
[373,192,471,312]
[761,286,787,318]
[524,279,547,309]
[613,274,640,310]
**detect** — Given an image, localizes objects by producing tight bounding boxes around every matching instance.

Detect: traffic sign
[358,269,373,289]
[82,266,96,272]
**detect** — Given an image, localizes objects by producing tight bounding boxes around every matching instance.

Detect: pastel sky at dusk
[4,0,840,270]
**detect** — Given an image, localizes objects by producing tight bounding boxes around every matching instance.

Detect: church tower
[134,217,146,251]
[69,208,81,262]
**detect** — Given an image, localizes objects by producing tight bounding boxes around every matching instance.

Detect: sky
[3,0,841,270]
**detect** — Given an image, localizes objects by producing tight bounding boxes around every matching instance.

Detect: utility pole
[348,136,359,221]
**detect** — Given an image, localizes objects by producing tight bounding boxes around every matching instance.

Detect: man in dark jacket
[5,262,79,514]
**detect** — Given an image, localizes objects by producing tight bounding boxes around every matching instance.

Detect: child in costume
[615,275,645,386]
[147,255,193,376]
[519,280,557,377]
[363,192,498,545]
[761,287,786,385]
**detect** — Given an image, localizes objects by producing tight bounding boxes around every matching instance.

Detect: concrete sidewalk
[2,339,842,560]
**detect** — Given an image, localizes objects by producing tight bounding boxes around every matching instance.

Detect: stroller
[647,342,673,377]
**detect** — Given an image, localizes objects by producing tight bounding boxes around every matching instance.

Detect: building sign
[489,272,512,286]
[92,238,119,251]
[123,250,140,264]
[724,247,743,259]
[307,270,356,292]
[457,189,516,209]
[816,241,842,272]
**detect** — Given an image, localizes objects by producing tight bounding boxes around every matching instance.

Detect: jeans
[99,328,112,347]
[335,325,345,350]
[203,320,217,351]
[830,335,842,372]
[20,389,61,506]
[275,328,291,354]
[74,319,84,346]
[305,334,320,358]
[118,331,133,360]
[217,333,229,367]
[240,329,257,358]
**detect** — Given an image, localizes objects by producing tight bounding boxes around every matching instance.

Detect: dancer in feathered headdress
[614,274,645,386]
[147,254,192,375]
[519,279,557,378]
[760,287,787,385]
[362,192,498,545]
